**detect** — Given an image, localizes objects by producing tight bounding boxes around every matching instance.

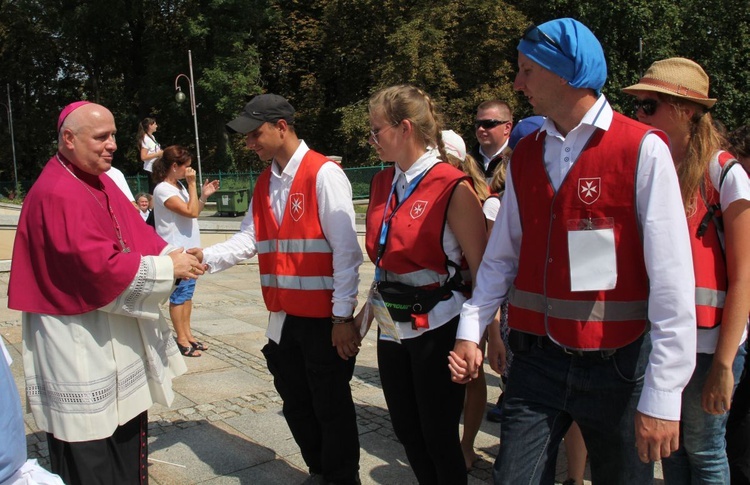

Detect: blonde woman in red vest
[355,85,487,485]
[624,58,750,483]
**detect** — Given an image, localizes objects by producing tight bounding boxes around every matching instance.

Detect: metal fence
[125,165,384,201]
[1,164,386,203]
[0,180,32,201]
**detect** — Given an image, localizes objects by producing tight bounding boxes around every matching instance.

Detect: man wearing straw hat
[450,18,697,484]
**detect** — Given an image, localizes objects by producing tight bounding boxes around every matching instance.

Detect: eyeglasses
[475,119,509,130]
[633,99,659,116]
[522,25,570,59]
[369,123,397,146]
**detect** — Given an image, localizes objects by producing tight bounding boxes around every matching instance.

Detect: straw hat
[622,57,716,108]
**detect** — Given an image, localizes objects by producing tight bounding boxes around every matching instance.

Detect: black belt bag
[377,280,456,322]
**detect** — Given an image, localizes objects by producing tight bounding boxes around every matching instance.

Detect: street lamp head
[175,89,186,103]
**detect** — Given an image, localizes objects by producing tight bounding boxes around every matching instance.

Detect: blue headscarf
[517,18,607,95]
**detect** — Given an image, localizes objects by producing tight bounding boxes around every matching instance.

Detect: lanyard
[374,169,428,281]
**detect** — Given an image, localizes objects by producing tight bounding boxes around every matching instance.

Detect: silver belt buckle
[562,346,585,357]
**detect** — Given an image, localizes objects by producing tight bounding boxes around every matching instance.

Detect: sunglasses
[475,119,509,130]
[522,25,570,59]
[633,99,659,116]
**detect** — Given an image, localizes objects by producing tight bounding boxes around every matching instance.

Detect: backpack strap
[719,159,739,189]
[696,151,740,243]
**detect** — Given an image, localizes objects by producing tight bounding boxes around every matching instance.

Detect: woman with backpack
[624,57,750,484]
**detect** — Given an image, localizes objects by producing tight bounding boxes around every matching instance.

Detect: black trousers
[262,315,360,484]
[377,316,467,485]
[728,340,750,485]
[47,411,148,485]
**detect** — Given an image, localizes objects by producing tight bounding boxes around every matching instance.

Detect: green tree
[261,0,529,166]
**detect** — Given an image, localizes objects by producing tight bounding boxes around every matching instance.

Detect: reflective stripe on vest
[696,286,726,309]
[380,267,447,287]
[509,286,648,322]
[257,238,333,255]
[260,274,334,291]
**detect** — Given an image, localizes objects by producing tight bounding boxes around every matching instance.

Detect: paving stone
[147,421,276,483]
[171,367,273,405]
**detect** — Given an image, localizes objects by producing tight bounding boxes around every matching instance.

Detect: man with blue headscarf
[450,18,697,483]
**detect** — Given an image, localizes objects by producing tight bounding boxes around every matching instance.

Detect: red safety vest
[365,162,466,289]
[689,150,736,328]
[253,150,335,318]
[508,113,667,350]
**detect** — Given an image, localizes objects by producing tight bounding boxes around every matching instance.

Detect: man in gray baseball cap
[226,94,296,134]
[193,94,364,484]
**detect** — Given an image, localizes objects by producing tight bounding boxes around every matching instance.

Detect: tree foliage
[0,0,749,185]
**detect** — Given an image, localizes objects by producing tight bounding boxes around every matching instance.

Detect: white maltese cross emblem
[410,200,428,219]
[290,193,304,221]
[578,177,601,205]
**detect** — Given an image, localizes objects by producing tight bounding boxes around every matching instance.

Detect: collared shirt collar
[539,94,613,140]
[479,140,509,161]
[393,149,439,185]
[270,140,309,180]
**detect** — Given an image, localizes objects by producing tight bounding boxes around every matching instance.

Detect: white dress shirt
[202,141,362,343]
[479,141,509,172]
[482,195,501,222]
[457,95,697,421]
[104,166,135,202]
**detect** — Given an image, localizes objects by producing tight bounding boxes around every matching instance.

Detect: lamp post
[174,50,202,185]
[0,84,18,191]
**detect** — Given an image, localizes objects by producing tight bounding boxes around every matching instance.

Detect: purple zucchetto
[57,101,92,132]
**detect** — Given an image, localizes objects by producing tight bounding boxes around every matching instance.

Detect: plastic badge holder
[366,282,401,343]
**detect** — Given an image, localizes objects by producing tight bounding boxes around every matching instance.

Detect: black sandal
[189,341,208,351]
[175,340,201,357]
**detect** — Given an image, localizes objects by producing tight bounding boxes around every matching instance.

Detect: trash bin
[215,189,249,217]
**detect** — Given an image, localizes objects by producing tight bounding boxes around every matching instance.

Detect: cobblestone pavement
[0,263,636,484]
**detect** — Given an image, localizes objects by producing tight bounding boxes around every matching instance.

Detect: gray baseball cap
[226,94,295,134]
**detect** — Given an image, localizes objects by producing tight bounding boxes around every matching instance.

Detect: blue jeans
[169,278,196,304]
[493,333,654,485]
[662,344,747,484]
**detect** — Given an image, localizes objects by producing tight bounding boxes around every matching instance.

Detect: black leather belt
[536,335,617,359]
[508,329,619,359]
